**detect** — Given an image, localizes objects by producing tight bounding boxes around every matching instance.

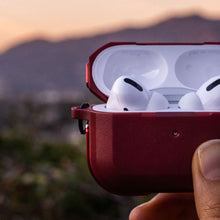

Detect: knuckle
[201,203,220,219]
[129,206,146,220]
[129,207,141,220]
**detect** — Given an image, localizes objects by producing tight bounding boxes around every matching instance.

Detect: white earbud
[179,75,220,110]
[178,92,203,110]
[106,75,168,111]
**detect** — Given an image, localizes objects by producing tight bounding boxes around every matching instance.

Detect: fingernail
[198,140,220,181]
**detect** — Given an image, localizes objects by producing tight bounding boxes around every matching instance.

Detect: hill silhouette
[0,15,220,101]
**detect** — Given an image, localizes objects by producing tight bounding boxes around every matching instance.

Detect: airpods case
[71,42,220,195]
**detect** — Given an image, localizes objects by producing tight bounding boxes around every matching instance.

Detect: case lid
[86,42,220,102]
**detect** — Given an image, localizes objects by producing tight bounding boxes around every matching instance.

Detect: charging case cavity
[88,43,220,112]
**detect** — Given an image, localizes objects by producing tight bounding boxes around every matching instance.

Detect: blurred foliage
[0,100,150,219]
[0,133,149,220]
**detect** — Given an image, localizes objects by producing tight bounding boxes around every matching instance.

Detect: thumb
[192,139,220,220]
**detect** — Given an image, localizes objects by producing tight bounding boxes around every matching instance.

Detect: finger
[129,193,198,220]
[192,139,220,220]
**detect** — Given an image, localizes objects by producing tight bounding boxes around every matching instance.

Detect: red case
[72,42,220,195]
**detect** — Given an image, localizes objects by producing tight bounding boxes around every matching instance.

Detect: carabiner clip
[78,103,89,134]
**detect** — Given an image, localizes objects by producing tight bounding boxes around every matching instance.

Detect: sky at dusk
[1,0,220,52]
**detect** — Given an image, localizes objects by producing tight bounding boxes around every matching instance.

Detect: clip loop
[78,103,89,134]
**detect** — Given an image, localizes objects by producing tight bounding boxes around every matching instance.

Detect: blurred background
[1,0,220,219]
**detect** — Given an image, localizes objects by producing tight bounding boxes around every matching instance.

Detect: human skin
[129,140,220,220]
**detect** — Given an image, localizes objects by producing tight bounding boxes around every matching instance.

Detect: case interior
[91,44,220,112]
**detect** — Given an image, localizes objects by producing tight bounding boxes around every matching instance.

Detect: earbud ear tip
[106,92,120,110]
[178,92,203,110]
[147,92,169,110]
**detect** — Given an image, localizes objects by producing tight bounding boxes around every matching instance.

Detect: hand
[129,140,220,220]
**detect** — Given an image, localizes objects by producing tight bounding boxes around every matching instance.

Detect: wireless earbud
[179,75,220,110]
[178,92,203,110]
[106,75,169,111]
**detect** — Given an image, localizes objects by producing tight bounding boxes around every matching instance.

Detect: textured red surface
[72,106,220,195]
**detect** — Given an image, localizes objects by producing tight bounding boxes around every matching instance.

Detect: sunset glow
[1,0,220,52]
